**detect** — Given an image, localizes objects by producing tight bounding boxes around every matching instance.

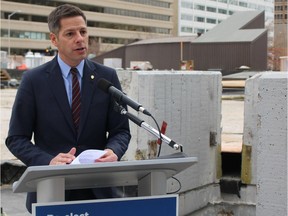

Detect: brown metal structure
[93,11,267,73]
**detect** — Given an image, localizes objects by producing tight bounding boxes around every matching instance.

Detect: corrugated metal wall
[251,33,268,70]
[125,42,190,70]
[191,43,251,71]
[94,38,267,72]
[190,42,253,72]
[189,34,267,72]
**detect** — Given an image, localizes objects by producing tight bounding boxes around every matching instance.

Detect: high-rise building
[178,0,274,36]
[0,0,175,56]
[274,0,287,70]
[178,0,275,69]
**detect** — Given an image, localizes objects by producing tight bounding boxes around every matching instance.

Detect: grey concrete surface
[1,89,30,215]
[1,89,18,163]
[0,88,244,215]
[1,185,30,216]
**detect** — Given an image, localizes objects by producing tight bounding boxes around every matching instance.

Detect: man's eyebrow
[62,27,86,32]
[66,26,87,30]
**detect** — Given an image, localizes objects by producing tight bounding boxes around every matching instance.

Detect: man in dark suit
[5,4,131,213]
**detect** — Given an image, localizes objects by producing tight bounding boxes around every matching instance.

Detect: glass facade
[4,0,170,21]
[104,7,170,21]
[119,0,171,8]
[179,0,274,36]
[1,0,173,55]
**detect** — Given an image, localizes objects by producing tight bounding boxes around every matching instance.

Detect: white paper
[70,149,107,165]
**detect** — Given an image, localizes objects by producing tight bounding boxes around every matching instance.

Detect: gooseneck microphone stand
[115,103,183,152]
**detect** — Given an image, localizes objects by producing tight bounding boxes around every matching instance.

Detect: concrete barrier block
[117,70,222,214]
[243,73,263,185]
[244,72,287,216]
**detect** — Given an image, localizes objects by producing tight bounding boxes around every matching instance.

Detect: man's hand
[96,148,118,162]
[49,147,76,165]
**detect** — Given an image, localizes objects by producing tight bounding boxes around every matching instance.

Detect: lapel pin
[91,75,95,80]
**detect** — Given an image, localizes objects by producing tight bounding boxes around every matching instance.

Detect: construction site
[1,6,287,215]
[1,69,287,215]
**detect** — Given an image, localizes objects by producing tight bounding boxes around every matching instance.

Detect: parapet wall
[243,72,288,216]
[117,70,222,215]
[117,71,287,216]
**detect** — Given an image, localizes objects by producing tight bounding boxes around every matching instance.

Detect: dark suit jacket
[6,57,131,212]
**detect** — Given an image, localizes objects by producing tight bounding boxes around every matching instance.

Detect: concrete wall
[117,70,222,215]
[243,72,288,216]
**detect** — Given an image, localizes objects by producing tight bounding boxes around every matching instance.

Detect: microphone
[97,78,151,116]
[115,103,182,151]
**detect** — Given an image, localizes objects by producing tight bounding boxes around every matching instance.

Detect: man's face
[50,16,88,67]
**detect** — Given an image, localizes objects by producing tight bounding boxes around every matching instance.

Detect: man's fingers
[96,149,118,162]
[50,149,76,165]
[68,147,76,156]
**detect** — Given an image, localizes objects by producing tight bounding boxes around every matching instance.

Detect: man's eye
[81,30,87,36]
[66,32,73,37]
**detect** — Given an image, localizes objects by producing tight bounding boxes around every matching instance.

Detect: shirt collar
[57,55,84,78]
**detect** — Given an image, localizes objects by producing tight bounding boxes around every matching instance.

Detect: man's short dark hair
[48,4,87,35]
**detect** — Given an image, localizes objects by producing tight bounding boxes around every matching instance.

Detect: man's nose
[75,32,84,42]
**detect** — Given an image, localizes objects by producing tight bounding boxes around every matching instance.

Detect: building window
[239,1,248,7]
[195,17,205,22]
[218,8,227,14]
[229,0,238,6]
[275,14,283,19]
[87,21,169,34]
[104,8,170,21]
[181,1,193,9]
[120,0,170,8]
[195,28,205,34]
[181,14,193,21]
[207,18,217,24]
[207,7,217,13]
[181,26,193,33]
[1,29,49,40]
[195,4,205,11]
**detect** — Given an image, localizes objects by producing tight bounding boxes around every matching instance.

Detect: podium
[13,157,197,204]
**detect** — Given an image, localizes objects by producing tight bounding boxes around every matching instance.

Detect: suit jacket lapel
[47,57,75,133]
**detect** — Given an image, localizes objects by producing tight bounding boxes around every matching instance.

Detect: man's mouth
[75,47,85,51]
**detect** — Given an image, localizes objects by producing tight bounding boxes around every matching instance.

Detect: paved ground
[1,89,18,162]
[1,185,29,216]
[221,99,244,153]
[0,88,244,215]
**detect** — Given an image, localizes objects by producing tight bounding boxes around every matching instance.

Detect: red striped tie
[71,68,81,133]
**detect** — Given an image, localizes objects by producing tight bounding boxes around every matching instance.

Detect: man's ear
[50,33,57,46]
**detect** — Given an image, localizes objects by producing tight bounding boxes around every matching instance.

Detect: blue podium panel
[33,194,178,216]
